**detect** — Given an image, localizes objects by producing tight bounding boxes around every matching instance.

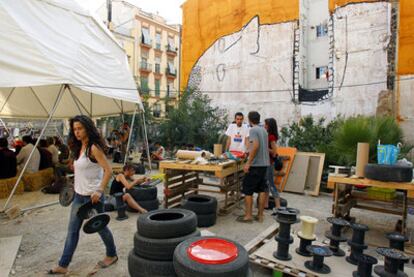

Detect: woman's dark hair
[123,163,135,172]
[68,115,106,160]
[265,118,279,140]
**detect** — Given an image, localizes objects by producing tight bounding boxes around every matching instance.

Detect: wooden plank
[328,176,414,190]
[284,155,310,193]
[245,223,278,253]
[275,147,297,191]
[301,153,325,196]
[0,235,22,276]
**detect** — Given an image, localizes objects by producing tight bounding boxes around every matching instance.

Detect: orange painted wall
[180,0,299,90]
[398,0,414,75]
[329,0,380,12]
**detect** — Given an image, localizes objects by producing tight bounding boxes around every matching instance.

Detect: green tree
[157,89,228,150]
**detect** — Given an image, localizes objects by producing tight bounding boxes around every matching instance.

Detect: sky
[82,0,185,24]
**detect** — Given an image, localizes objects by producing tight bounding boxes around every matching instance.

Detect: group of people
[44,111,281,275]
[225,111,281,223]
[0,135,70,180]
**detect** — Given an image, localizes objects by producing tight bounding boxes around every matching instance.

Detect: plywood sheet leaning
[0,235,22,276]
[300,152,325,196]
[284,155,310,193]
[274,147,297,192]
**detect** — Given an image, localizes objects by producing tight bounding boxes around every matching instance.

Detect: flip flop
[236,216,253,223]
[87,256,118,277]
[97,256,118,268]
[254,215,264,223]
[46,269,67,275]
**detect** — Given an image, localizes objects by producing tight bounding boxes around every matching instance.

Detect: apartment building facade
[99,1,180,118]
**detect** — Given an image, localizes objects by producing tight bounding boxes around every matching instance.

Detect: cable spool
[299,216,318,240]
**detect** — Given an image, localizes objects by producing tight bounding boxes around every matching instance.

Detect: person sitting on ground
[0,137,17,179]
[47,137,59,166]
[38,139,53,170]
[109,164,149,213]
[151,142,165,160]
[16,135,40,173]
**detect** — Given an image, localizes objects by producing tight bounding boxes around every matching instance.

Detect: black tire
[134,230,201,261]
[197,213,216,228]
[137,209,197,239]
[173,236,249,277]
[127,185,158,201]
[128,250,176,277]
[364,164,413,182]
[267,197,287,209]
[181,195,218,215]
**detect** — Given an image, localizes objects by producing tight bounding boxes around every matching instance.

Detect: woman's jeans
[58,193,117,267]
[266,165,280,199]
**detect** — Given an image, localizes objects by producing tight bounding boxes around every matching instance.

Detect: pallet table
[245,224,414,277]
[327,176,414,234]
[159,159,244,214]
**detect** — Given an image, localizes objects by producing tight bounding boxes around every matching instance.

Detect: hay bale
[0,177,24,199]
[22,168,54,192]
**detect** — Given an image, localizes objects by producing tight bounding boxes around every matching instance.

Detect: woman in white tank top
[49,115,117,275]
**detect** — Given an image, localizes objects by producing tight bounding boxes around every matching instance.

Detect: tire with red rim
[173,236,249,277]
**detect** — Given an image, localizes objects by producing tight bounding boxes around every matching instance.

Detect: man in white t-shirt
[225,112,250,153]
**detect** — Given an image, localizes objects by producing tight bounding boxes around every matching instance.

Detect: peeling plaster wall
[304,2,390,122]
[187,2,393,128]
[188,17,299,126]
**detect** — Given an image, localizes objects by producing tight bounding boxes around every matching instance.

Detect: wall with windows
[135,12,180,118]
[301,0,330,90]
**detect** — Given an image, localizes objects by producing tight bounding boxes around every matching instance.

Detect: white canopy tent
[0,0,151,211]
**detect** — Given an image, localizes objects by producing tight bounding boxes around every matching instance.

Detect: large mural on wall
[181,0,411,135]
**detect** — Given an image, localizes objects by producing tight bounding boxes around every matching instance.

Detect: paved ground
[1,179,413,277]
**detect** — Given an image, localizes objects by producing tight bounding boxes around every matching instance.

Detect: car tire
[127,185,158,201]
[128,250,176,277]
[364,164,413,182]
[137,209,197,239]
[134,230,201,261]
[181,195,218,215]
[173,236,249,277]
[197,213,217,228]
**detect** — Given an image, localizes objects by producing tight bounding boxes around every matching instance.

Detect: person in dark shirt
[109,164,149,213]
[0,137,17,179]
[37,139,53,170]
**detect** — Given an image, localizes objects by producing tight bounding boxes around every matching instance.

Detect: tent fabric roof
[0,0,142,118]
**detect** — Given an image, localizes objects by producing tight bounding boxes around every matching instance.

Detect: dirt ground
[1,179,414,277]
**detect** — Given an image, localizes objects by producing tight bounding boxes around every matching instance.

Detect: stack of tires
[181,195,217,228]
[127,184,159,212]
[128,209,200,277]
[173,236,251,276]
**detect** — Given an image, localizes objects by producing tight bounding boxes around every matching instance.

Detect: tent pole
[141,111,152,171]
[123,107,137,164]
[0,118,11,137]
[2,85,65,212]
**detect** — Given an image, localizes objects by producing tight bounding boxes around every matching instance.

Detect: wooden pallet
[245,224,414,277]
[163,170,201,208]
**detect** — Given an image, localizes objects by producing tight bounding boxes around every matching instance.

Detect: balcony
[154,43,162,52]
[140,86,150,95]
[140,37,152,49]
[154,64,162,76]
[139,62,152,73]
[166,44,178,57]
[167,88,177,98]
[166,67,177,79]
